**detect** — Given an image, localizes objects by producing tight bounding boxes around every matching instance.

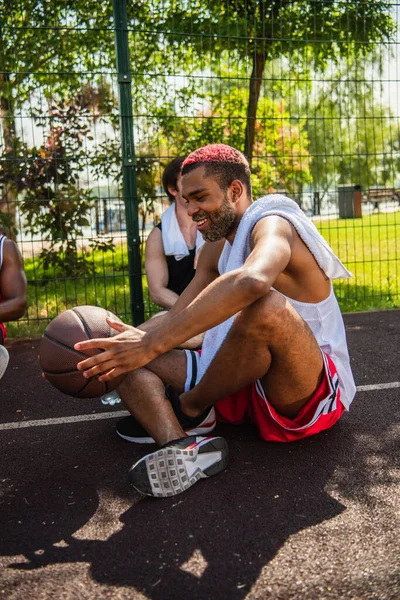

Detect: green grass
[8,244,158,339]
[7,211,400,338]
[315,211,400,312]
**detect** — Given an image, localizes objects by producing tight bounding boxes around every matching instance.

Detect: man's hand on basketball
[74,318,157,381]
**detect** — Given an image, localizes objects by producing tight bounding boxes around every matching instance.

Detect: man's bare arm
[109,239,221,335]
[147,216,293,354]
[75,217,293,380]
[0,239,27,322]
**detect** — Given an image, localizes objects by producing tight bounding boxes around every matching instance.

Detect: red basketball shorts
[184,350,345,443]
[0,322,6,345]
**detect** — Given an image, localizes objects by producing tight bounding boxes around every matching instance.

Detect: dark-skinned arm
[122,239,221,335]
[148,216,293,353]
[75,217,293,380]
[0,239,27,322]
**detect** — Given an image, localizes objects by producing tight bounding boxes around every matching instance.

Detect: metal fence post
[112,0,144,325]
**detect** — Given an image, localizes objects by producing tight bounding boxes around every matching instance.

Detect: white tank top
[0,235,5,269]
[218,247,356,410]
[275,285,356,409]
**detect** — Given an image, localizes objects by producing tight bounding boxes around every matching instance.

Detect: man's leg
[117,349,228,498]
[180,290,324,419]
[117,349,188,446]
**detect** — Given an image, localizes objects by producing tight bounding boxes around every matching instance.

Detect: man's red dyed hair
[182,144,248,169]
[181,144,251,196]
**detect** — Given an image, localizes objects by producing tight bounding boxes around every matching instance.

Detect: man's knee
[144,349,188,391]
[118,367,148,393]
[234,291,292,339]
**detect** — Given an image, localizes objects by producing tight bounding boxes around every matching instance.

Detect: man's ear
[230,180,244,203]
[167,185,178,199]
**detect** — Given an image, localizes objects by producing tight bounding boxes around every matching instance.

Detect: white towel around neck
[160,202,205,261]
[197,194,352,383]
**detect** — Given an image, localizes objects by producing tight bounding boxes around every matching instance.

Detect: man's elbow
[13,297,28,320]
[16,304,27,320]
[238,271,271,300]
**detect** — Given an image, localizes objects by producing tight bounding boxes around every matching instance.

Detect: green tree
[156,79,311,196]
[0,0,166,241]
[305,55,399,197]
[0,0,115,233]
[1,0,397,239]
[145,0,395,162]
[2,100,115,275]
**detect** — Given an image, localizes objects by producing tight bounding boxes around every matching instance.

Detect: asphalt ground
[0,310,399,600]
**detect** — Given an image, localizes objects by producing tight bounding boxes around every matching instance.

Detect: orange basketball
[39,305,125,398]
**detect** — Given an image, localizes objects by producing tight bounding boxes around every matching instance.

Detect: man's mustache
[192,213,209,222]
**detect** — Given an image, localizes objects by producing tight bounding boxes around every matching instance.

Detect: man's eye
[196,196,206,202]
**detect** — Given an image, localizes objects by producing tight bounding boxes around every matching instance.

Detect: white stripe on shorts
[255,351,340,432]
[184,349,200,392]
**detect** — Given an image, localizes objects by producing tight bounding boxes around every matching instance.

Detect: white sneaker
[128,435,229,497]
[0,345,9,380]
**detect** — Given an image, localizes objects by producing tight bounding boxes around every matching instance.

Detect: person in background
[145,157,205,310]
[0,233,28,380]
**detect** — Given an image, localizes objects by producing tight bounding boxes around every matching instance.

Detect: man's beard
[194,194,237,242]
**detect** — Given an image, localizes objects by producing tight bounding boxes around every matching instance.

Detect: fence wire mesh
[1,0,400,337]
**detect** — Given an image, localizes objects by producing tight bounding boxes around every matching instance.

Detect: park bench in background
[362,187,400,211]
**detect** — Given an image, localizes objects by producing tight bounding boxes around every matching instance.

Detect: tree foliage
[0,0,398,268]
[137,0,396,161]
[155,74,311,197]
[305,55,399,196]
[0,99,115,275]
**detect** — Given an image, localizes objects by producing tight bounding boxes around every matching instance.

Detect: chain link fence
[1,0,399,337]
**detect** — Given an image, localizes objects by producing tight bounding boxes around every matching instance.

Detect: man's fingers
[106,318,128,333]
[74,338,111,352]
[76,349,112,372]
[98,367,124,382]
[78,357,116,379]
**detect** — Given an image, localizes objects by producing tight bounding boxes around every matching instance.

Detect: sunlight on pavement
[72,488,131,542]
[179,548,208,578]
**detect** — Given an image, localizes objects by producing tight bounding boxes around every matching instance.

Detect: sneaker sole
[128,436,229,497]
[116,409,217,444]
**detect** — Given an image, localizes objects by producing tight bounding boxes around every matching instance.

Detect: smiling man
[75,144,356,498]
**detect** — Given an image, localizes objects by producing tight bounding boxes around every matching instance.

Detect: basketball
[39,305,126,398]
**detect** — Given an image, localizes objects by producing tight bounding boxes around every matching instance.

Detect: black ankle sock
[165,384,208,428]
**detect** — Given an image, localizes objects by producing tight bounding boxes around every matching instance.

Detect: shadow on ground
[1,315,399,598]
[2,408,395,599]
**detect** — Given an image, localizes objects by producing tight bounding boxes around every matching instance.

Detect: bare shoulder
[250,215,294,248]
[145,226,164,255]
[3,238,24,265]
[146,226,162,244]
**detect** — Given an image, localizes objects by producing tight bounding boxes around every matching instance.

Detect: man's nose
[186,202,198,218]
